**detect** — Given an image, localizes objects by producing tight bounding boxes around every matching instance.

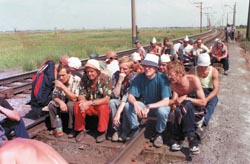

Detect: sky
[0,0,248,31]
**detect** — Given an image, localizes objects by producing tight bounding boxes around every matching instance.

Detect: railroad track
[0,28,221,99]
[1,28,225,163]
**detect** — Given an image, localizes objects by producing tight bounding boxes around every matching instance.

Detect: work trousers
[173,100,197,140]
[48,101,74,129]
[212,57,229,71]
[74,103,110,133]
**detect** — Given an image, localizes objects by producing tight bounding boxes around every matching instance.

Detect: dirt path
[193,42,250,164]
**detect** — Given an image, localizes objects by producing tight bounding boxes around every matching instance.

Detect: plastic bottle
[55,115,63,137]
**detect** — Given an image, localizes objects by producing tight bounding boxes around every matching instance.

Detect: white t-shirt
[107,60,119,77]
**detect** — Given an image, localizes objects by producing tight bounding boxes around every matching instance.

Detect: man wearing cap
[109,56,137,142]
[68,57,82,78]
[159,54,171,73]
[130,52,144,73]
[105,51,119,77]
[48,65,81,138]
[134,40,146,59]
[75,59,112,143]
[89,53,111,77]
[189,53,219,128]
[148,37,162,56]
[124,54,172,148]
[166,61,207,154]
[177,35,193,62]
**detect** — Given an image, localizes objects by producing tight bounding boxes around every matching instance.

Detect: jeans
[0,118,29,139]
[203,88,218,126]
[124,101,170,133]
[109,99,130,134]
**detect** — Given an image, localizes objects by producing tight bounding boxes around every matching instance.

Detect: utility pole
[233,2,236,27]
[227,12,229,25]
[194,2,202,33]
[247,0,250,40]
[131,0,137,44]
[225,3,236,26]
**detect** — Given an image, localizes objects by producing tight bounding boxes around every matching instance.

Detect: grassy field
[0,28,203,71]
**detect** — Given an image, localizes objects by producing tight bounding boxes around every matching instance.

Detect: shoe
[153,134,163,148]
[118,132,130,142]
[96,132,106,143]
[111,132,119,142]
[188,136,200,155]
[68,130,76,138]
[129,127,139,139]
[171,141,183,151]
[49,129,56,135]
[75,131,87,142]
[190,145,200,155]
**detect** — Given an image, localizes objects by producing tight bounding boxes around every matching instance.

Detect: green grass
[0,28,202,71]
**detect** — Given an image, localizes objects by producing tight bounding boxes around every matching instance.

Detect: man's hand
[133,102,144,118]
[142,107,150,118]
[176,95,188,105]
[54,80,65,89]
[113,114,121,127]
[118,73,126,84]
[59,101,68,112]
[79,100,90,113]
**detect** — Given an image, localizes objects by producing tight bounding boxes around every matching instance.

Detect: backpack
[30,60,55,107]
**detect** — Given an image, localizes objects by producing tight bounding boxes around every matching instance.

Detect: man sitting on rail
[148,37,162,56]
[210,39,229,75]
[192,38,209,66]
[48,65,81,138]
[67,56,83,78]
[105,51,119,77]
[134,40,146,59]
[109,56,137,142]
[74,59,112,143]
[0,98,29,139]
[159,54,171,74]
[166,61,207,154]
[130,52,144,73]
[124,54,172,148]
[177,35,193,62]
[189,53,219,129]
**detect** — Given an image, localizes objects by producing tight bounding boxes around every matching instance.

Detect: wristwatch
[146,104,150,109]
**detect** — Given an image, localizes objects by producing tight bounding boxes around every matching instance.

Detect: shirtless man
[167,61,206,154]
[0,137,68,164]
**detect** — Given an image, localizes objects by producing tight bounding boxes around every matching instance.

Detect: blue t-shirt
[129,72,172,104]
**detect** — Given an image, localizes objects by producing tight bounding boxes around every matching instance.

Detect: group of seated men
[45,36,222,155]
